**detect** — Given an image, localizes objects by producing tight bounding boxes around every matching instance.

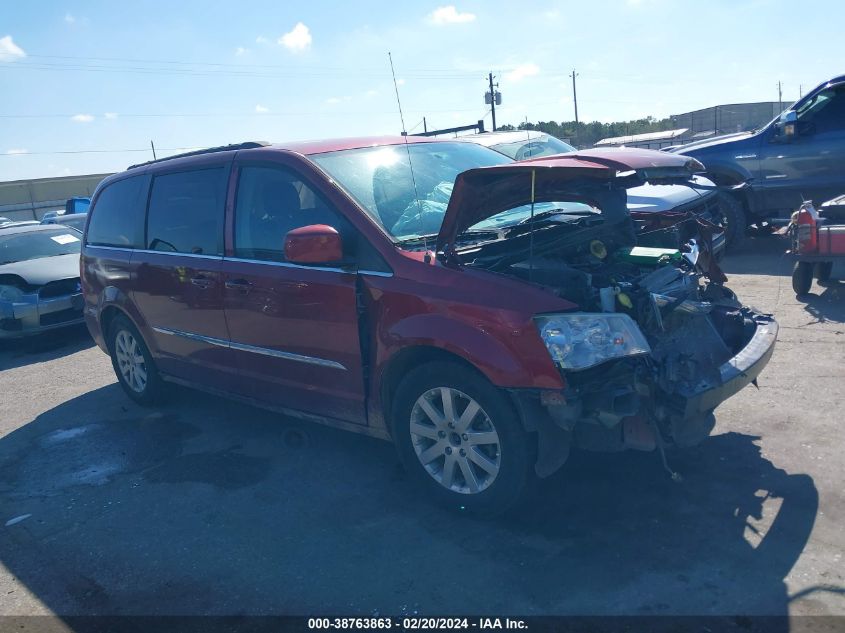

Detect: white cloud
[504,63,540,82]
[325,95,351,105]
[71,114,94,123]
[104,112,118,119]
[255,104,269,113]
[256,35,270,44]
[428,6,476,25]
[279,22,312,53]
[65,13,75,23]
[5,148,28,155]
[396,78,405,86]
[235,46,249,56]
[364,89,378,98]
[0,35,26,62]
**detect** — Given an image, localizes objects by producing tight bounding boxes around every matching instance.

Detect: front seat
[247,181,301,256]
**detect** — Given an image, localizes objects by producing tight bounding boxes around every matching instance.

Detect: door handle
[190,275,214,289]
[225,278,253,291]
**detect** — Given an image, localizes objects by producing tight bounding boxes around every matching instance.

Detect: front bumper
[673,314,778,418]
[0,292,85,339]
[531,313,777,454]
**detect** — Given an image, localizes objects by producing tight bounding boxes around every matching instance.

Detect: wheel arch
[702,164,758,218]
[98,301,149,355]
[379,346,488,437]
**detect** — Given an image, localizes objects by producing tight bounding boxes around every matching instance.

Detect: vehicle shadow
[0,386,822,624]
[0,325,94,372]
[799,281,845,324]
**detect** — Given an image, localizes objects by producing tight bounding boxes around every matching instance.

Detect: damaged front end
[438,154,778,477]
[530,260,776,458]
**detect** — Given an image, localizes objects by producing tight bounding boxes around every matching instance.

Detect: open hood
[436,151,705,253]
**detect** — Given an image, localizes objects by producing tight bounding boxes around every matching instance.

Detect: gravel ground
[0,237,843,620]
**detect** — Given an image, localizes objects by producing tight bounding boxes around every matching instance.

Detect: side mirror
[284,224,343,265]
[776,111,798,141]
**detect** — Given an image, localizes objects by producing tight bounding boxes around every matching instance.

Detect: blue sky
[1,0,843,180]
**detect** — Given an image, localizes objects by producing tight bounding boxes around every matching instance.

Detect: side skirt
[160,374,392,442]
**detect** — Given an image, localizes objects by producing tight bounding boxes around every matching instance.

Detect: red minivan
[81,137,777,514]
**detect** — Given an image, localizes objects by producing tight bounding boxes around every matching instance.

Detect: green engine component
[616,246,683,266]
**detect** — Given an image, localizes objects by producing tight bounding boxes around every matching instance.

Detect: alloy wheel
[409,387,501,494]
[114,329,147,393]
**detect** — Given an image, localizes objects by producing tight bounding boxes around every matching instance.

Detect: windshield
[490,134,576,160]
[0,228,82,264]
[310,142,511,241]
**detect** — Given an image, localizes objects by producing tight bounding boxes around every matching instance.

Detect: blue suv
[674,75,845,244]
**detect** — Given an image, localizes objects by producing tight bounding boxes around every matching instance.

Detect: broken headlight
[535,313,651,371]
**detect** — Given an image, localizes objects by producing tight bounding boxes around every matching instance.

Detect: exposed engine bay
[461,215,772,454]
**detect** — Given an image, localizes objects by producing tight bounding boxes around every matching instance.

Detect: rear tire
[108,315,166,406]
[792,261,813,295]
[815,261,833,282]
[391,362,533,516]
[718,192,747,251]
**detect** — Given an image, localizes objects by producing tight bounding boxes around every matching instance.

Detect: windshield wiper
[395,233,439,246]
[516,209,599,225]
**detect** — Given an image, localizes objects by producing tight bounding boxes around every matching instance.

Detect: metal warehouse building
[670,101,783,138]
[0,173,111,221]
[595,101,786,149]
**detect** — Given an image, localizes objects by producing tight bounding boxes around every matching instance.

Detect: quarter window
[86,175,149,248]
[146,168,226,255]
[234,166,352,262]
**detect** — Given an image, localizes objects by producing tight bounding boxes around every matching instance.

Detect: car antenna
[388,52,429,261]
[529,168,536,282]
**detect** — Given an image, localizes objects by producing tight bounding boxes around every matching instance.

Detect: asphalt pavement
[0,237,843,621]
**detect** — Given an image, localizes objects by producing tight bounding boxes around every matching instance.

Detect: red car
[81,137,777,514]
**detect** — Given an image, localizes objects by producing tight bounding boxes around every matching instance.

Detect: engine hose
[648,415,683,483]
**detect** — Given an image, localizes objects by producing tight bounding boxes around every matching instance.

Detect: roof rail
[128,141,270,169]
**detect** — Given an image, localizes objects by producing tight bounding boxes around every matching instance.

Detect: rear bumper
[674,314,778,417]
[0,292,85,339]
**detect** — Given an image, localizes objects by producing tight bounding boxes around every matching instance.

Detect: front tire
[792,261,813,295]
[718,192,747,251]
[391,362,533,516]
[108,315,166,406]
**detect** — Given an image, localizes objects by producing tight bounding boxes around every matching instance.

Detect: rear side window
[147,168,226,255]
[86,175,149,248]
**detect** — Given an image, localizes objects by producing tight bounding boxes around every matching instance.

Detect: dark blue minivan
[674,75,845,235]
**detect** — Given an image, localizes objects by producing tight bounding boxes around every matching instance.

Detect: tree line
[498,116,676,147]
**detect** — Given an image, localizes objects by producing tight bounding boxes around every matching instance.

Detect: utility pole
[423,117,427,133]
[570,69,579,125]
[799,84,803,99]
[488,72,498,131]
[778,81,783,112]
[150,140,157,160]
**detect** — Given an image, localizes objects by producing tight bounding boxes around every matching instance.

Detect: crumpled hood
[0,253,80,287]
[436,151,705,252]
[672,131,756,153]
